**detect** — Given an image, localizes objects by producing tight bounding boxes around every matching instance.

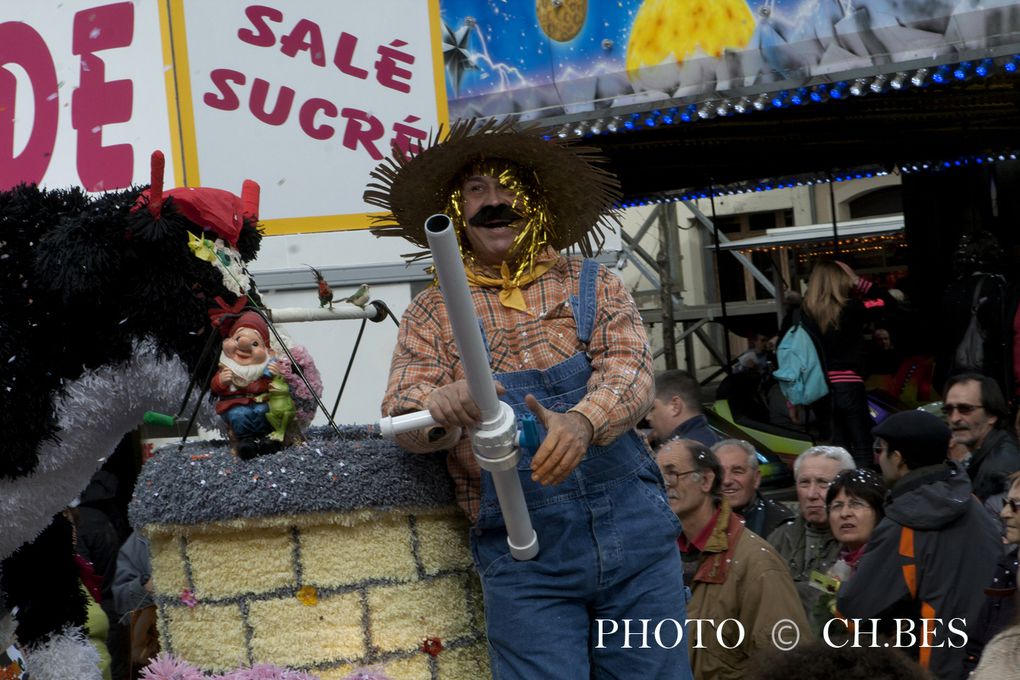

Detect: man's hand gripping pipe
[377,214,540,560]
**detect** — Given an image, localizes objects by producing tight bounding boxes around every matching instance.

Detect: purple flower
[340,670,394,680]
[277,345,323,425]
[180,588,197,608]
[139,653,205,680]
[219,664,321,679]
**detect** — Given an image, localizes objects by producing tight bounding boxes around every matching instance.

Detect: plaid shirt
[381,253,654,522]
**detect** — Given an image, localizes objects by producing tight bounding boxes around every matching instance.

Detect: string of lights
[535,52,1020,211]
[615,169,892,209]
[794,236,907,263]
[733,233,906,256]
[544,54,1020,143]
[609,146,1019,210]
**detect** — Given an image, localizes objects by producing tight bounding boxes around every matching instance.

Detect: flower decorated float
[0,153,486,679]
[129,428,489,680]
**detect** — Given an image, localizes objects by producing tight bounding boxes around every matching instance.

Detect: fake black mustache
[468,203,523,227]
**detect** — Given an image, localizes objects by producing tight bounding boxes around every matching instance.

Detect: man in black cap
[837,410,1001,679]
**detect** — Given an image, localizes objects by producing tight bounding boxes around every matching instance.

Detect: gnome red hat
[229,311,270,345]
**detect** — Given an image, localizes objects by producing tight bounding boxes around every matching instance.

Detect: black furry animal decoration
[0,151,265,679]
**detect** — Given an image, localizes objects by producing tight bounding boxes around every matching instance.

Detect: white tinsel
[0,338,216,560]
[21,627,102,680]
[210,239,252,296]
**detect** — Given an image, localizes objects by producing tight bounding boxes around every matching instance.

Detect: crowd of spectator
[649,384,1018,678]
[26,242,1020,680]
[640,242,1020,678]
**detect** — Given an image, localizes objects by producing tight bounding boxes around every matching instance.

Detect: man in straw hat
[368,120,692,679]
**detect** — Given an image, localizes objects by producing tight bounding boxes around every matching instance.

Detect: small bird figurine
[339,283,371,308]
[306,265,333,308]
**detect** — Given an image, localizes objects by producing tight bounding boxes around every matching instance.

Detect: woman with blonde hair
[801,260,894,467]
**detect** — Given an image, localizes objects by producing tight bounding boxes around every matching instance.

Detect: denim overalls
[471,260,693,680]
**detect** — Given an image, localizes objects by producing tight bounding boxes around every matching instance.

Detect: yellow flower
[296,585,318,606]
[187,232,217,263]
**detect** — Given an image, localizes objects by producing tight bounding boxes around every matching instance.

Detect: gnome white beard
[218,352,271,386]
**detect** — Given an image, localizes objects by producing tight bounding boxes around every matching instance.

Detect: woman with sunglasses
[964,470,1020,677]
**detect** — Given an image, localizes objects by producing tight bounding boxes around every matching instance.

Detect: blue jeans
[471,450,690,679]
[221,402,270,439]
[471,258,692,679]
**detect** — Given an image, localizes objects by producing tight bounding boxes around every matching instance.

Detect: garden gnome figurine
[210,311,289,458]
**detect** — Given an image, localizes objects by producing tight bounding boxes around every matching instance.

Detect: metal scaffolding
[619,203,783,382]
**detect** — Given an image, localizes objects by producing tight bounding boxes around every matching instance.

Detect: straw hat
[363,118,621,260]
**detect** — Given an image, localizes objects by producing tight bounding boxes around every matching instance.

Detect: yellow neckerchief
[463,258,555,314]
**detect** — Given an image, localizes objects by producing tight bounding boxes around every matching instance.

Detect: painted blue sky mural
[439,0,1020,121]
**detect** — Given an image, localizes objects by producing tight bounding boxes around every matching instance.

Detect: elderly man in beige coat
[656,438,810,679]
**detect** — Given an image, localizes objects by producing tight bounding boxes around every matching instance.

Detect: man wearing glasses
[655,438,807,680]
[943,373,1020,501]
[838,410,1000,679]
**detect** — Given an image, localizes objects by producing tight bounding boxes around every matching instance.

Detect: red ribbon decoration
[420,637,444,657]
[208,296,250,336]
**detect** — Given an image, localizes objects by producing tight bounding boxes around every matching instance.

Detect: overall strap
[569,258,600,345]
[477,319,492,364]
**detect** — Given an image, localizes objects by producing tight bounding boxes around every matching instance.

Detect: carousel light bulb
[931,64,952,84]
[889,72,908,90]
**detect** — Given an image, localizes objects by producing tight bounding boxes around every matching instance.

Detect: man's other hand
[525,394,593,486]
[424,379,505,430]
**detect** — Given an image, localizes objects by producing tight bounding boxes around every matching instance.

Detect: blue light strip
[899,151,1018,174]
[613,146,1020,209]
[547,54,1020,143]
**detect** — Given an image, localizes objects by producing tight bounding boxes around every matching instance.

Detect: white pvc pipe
[268,304,380,322]
[423,214,539,561]
[378,410,436,438]
[424,214,502,421]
